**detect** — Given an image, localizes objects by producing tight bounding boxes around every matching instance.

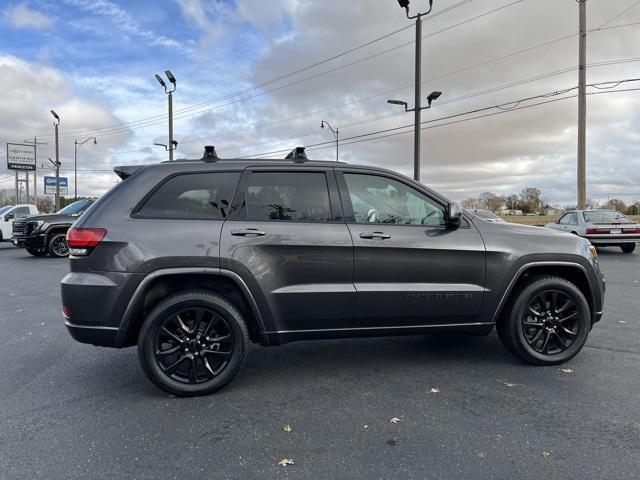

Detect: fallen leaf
[363,425,368,430]
[542,450,552,458]
[501,381,524,388]
[390,417,403,424]
[283,424,292,433]
[278,459,294,466]
[559,368,574,374]
[430,387,440,393]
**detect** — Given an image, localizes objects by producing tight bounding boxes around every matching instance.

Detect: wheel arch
[117,268,268,347]
[492,261,596,325]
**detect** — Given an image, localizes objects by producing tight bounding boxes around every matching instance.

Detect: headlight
[33,220,47,232]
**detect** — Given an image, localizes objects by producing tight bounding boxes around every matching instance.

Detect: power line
[39,0,475,140]
[46,0,521,141]
[598,0,640,29]
[233,78,640,158]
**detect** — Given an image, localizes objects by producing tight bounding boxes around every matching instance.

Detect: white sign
[7,143,36,171]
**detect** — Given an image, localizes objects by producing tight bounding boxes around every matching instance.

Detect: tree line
[460,188,640,215]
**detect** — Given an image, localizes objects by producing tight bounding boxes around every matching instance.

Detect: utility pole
[577,0,587,210]
[50,110,61,211]
[396,0,434,182]
[23,137,47,206]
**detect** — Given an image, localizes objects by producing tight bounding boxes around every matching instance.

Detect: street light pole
[74,137,97,201]
[321,120,339,162]
[50,110,61,211]
[397,0,434,182]
[155,70,177,161]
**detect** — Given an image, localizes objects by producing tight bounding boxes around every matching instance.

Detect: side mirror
[4,212,15,221]
[446,202,463,228]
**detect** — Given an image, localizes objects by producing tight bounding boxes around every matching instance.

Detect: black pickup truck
[12,199,94,257]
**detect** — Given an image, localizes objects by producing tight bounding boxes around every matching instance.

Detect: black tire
[27,248,47,257]
[497,276,591,366]
[47,233,69,258]
[621,243,636,254]
[138,291,249,397]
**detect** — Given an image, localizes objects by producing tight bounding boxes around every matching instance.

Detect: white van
[0,204,39,241]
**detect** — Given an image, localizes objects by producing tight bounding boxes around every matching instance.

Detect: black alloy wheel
[138,291,249,396]
[154,307,235,385]
[520,290,579,355]
[497,276,591,365]
[48,233,69,257]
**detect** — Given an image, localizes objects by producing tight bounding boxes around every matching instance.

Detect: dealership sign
[6,143,36,171]
[44,176,69,195]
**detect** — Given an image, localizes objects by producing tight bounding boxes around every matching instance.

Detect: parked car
[469,209,506,223]
[61,147,605,396]
[0,204,38,241]
[545,210,640,253]
[12,199,94,257]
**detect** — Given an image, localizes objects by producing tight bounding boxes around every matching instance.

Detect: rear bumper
[61,271,140,348]
[585,235,639,245]
[12,234,47,250]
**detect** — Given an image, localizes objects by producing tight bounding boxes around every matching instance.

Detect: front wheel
[497,276,591,365]
[621,243,636,254]
[138,291,249,396]
[48,233,69,257]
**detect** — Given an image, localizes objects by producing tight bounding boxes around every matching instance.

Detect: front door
[337,170,486,328]
[220,167,355,335]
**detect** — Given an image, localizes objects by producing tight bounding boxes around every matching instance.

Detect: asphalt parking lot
[1,242,639,480]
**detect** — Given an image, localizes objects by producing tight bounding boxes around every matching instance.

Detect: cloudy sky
[1,0,639,206]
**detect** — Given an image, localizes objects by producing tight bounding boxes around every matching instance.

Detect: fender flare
[490,261,597,324]
[115,267,268,346]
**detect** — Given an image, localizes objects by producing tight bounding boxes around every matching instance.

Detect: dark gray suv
[61,147,605,396]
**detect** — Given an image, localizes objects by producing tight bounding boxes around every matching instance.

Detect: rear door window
[138,172,241,220]
[244,171,332,223]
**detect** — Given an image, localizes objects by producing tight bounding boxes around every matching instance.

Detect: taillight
[66,228,106,256]
[585,228,597,235]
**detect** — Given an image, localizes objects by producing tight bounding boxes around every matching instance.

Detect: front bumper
[12,234,47,250]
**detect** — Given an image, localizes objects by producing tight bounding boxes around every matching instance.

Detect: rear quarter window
[136,172,241,220]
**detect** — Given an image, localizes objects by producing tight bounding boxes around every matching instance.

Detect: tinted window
[245,172,332,222]
[344,173,446,226]
[14,207,31,218]
[58,199,94,215]
[0,206,10,215]
[138,172,240,220]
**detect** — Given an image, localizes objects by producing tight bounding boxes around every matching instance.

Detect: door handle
[231,228,266,237]
[359,231,391,240]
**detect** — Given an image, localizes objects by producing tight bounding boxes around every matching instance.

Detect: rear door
[220,167,354,334]
[337,169,486,328]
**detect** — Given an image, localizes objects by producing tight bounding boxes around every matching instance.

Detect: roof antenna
[202,145,218,162]
[285,146,308,163]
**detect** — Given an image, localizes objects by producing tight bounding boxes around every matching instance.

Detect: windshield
[57,199,93,215]
[0,206,11,215]
[583,210,634,224]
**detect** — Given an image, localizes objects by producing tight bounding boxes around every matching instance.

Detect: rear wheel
[138,291,249,396]
[27,248,47,257]
[621,243,636,253]
[48,233,69,258]
[497,276,591,365]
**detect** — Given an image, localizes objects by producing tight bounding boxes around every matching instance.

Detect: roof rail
[285,146,307,163]
[202,145,218,162]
